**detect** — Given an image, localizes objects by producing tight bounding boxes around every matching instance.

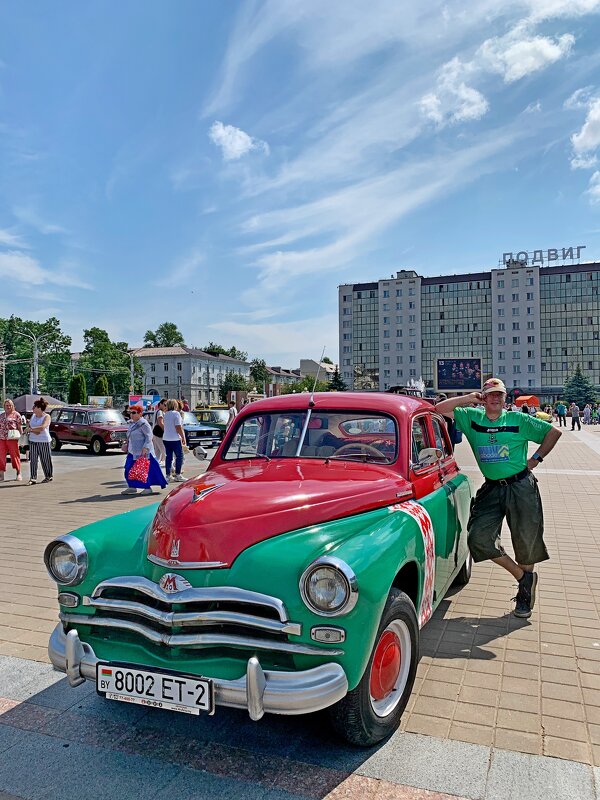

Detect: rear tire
[50,434,61,452]
[453,553,472,586]
[329,589,418,746]
[90,437,106,455]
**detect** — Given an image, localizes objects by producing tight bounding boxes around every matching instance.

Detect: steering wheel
[333,442,384,458]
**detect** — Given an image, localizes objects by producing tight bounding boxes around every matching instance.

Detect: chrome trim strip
[299,556,359,618]
[91,576,289,622]
[59,614,340,656]
[147,555,228,569]
[84,597,302,636]
[49,624,348,716]
[43,535,88,587]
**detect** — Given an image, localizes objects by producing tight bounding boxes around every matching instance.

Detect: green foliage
[329,366,348,391]
[218,371,249,403]
[0,315,72,398]
[69,373,87,404]
[249,358,270,390]
[280,376,330,394]
[143,322,185,348]
[202,341,248,361]
[77,327,142,397]
[322,356,333,364]
[93,374,110,395]
[563,365,597,407]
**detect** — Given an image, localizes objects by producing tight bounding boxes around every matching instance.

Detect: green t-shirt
[556,403,566,416]
[454,406,551,480]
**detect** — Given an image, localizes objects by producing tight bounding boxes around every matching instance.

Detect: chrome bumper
[48,624,348,720]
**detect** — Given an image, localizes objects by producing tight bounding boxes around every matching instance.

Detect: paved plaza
[0,432,600,798]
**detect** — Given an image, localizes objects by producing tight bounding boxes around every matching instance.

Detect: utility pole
[15,330,52,395]
[0,344,13,403]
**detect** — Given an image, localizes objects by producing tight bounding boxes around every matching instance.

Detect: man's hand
[526,457,539,471]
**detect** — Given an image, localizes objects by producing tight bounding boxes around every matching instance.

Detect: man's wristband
[532,453,543,463]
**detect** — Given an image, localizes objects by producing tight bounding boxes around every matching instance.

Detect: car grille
[60,576,342,656]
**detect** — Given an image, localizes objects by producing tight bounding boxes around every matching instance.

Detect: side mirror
[193,446,208,462]
[417,447,443,467]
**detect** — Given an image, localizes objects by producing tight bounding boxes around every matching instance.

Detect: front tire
[453,553,472,587]
[90,437,106,455]
[50,434,62,452]
[329,589,419,746]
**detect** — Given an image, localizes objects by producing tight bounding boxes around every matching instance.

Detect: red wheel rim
[370,629,402,701]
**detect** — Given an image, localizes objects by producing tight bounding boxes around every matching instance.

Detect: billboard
[435,358,482,392]
[129,394,161,410]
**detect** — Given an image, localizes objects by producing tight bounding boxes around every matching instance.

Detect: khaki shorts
[467,471,549,565]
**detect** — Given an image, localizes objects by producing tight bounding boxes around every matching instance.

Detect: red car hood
[148,459,413,567]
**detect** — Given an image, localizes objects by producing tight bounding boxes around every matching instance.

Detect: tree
[94,374,109,395]
[143,322,185,348]
[249,358,270,391]
[219,371,249,403]
[69,373,87,404]
[322,356,333,364]
[202,342,248,361]
[77,327,141,398]
[563,365,597,407]
[0,315,72,399]
[280,376,330,394]
[329,367,348,391]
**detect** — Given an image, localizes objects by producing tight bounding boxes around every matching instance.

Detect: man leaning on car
[436,378,561,619]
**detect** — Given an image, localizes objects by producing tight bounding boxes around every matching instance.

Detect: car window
[411,417,430,465]
[182,412,199,425]
[50,409,61,422]
[431,417,451,459]
[73,411,87,424]
[88,410,126,424]
[59,410,74,423]
[223,410,397,463]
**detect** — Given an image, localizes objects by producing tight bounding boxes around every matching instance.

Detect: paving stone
[486,748,595,800]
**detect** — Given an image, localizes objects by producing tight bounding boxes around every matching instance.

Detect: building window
[409,356,416,363]
[513,351,520,359]
[528,350,534,358]
[409,302,416,309]
[498,323,505,331]
[396,302,402,310]
[396,289,402,297]
[514,365,521,373]
[528,365,535,373]
[512,279,519,287]
[527,292,534,300]
[383,316,390,324]
[527,336,535,343]
[409,288,415,296]
[498,352,505,360]
[163,363,168,371]
[512,336,520,344]
[384,331,390,338]
[512,293,519,302]
[151,363,156,372]
[383,357,390,364]
[527,277,534,285]
[177,376,182,384]
[513,323,520,330]
[498,337,505,345]
[382,303,389,310]
[150,377,155,385]
[497,294,504,303]
[177,362,182,371]
[383,343,390,351]
[409,341,416,349]
[498,279,504,288]
[498,309,505,316]
[498,366,506,374]
[528,380,534,387]
[527,322,534,329]
[343,345,351,353]
[164,377,169,385]
[527,307,533,315]
[512,308,519,316]
[383,290,389,297]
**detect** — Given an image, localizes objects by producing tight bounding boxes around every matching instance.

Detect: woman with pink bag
[121,405,167,496]
[0,399,23,482]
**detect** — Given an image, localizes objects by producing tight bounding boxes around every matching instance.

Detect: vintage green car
[45,393,473,745]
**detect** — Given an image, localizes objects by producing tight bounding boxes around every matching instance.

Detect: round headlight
[44,535,88,586]
[300,557,358,616]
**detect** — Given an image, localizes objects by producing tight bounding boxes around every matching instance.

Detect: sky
[1,0,600,369]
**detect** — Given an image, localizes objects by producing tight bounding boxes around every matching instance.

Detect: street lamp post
[16,331,52,395]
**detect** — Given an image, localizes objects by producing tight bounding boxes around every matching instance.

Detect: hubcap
[93,440,101,453]
[369,619,412,717]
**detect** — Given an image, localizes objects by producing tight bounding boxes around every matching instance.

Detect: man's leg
[491,554,526,581]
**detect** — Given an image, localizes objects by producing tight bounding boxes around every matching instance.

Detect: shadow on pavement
[0,671,384,799]
[58,494,153,504]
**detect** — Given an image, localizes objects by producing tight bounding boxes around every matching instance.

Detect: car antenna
[309,346,326,408]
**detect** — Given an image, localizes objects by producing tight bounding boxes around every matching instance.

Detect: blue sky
[2,1,600,368]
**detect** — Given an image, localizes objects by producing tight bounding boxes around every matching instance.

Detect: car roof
[58,406,120,412]
[236,392,432,417]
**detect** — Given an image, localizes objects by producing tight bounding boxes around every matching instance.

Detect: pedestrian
[592,406,599,425]
[521,403,529,414]
[182,397,190,412]
[226,400,237,430]
[583,404,592,425]
[436,378,561,618]
[27,398,53,485]
[556,400,567,427]
[163,399,186,482]
[122,405,166,496]
[122,404,131,420]
[570,402,581,430]
[152,398,167,463]
[0,399,24,482]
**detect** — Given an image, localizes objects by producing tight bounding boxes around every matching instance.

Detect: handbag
[128,456,150,483]
[7,430,20,440]
[152,410,163,438]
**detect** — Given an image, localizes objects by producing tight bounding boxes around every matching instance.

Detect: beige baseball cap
[482,378,507,395]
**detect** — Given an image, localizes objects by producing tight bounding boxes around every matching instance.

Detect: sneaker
[140,488,154,495]
[121,487,138,495]
[42,477,53,483]
[16,474,22,482]
[514,571,538,618]
[173,474,185,482]
[28,479,37,485]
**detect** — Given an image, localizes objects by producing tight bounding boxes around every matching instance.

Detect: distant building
[266,366,302,395]
[339,256,600,398]
[300,359,337,384]
[134,347,250,406]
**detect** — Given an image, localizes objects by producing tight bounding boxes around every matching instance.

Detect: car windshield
[210,410,229,424]
[223,410,397,463]
[88,410,126,424]
[182,411,201,425]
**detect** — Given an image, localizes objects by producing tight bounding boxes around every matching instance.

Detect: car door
[409,414,451,599]
[429,415,460,585]
[71,411,90,446]
[55,410,75,442]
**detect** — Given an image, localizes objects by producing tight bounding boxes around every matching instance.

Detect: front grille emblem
[159,573,192,593]
[170,539,180,559]
[192,483,224,503]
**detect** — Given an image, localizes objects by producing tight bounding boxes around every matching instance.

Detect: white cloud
[571,97,600,154]
[477,28,574,83]
[527,0,600,22]
[564,86,595,109]
[571,154,598,169]
[155,251,204,288]
[12,205,68,235]
[0,228,29,248]
[524,100,542,113]
[419,58,488,126]
[208,121,269,161]
[587,171,600,202]
[0,250,93,289]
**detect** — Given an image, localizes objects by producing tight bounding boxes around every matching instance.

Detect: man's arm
[435,392,484,419]
[527,426,561,471]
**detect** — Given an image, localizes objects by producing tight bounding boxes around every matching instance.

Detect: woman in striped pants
[28,398,53,484]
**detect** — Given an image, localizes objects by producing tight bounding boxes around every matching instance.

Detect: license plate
[96,663,214,715]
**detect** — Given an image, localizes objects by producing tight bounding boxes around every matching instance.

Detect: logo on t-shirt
[477,444,510,463]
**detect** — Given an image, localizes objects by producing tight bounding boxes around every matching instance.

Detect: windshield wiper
[325,453,388,463]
